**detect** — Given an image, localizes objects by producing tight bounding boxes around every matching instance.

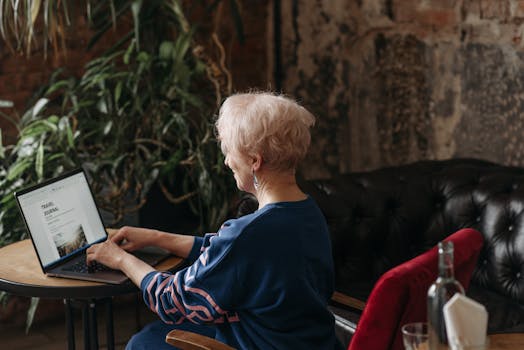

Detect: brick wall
[0,1,271,145]
[209,0,271,92]
[0,13,132,145]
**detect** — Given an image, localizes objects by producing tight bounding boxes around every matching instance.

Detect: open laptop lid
[14,168,108,273]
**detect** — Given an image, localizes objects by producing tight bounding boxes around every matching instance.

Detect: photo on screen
[53,224,88,257]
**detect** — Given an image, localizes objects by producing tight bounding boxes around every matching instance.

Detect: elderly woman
[86,92,342,350]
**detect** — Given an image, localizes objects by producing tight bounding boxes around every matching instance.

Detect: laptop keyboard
[64,260,111,274]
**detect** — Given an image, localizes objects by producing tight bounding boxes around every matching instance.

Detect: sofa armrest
[331,291,366,311]
[329,291,365,348]
[165,329,236,350]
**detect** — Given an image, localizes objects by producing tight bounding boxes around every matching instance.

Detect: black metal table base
[64,298,115,350]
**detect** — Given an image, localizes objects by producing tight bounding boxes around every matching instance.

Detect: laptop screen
[15,169,107,269]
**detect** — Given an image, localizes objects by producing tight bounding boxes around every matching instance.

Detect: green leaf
[166,0,189,32]
[0,291,8,307]
[109,0,116,29]
[45,80,71,95]
[168,148,184,163]
[123,38,136,65]
[0,99,14,108]
[103,121,113,135]
[111,153,129,171]
[1,194,13,205]
[47,115,59,124]
[0,1,8,45]
[58,117,75,149]
[48,152,65,162]
[137,51,149,63]
[62,0,71,25]
[114,81,122,104]
[85,51,121,70]
[131,0,143,50]
[142,168,159,194]
[86,2,132,50]
[31,98,49,119]
[173,32,191,64]
[159,41,174,61]
[21,120,58,138]
[25,297,39,334]
[7,159,32,181]
[35,137,44,180]
[66,124,74,148]
[0,129,4,159]
[97,99,108,114]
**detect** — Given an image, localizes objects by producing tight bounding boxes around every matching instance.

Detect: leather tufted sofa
[298,158,524,337]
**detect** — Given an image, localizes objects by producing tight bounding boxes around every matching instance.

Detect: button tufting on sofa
[297,158,524,341]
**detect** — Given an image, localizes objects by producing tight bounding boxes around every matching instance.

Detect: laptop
[14,168,170,284]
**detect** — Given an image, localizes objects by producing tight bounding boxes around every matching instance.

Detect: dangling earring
[252,169,259,190]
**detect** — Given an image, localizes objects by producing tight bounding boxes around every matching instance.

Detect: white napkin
[443,293,488,349]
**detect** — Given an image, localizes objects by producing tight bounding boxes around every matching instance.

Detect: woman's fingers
[86,244,97,263]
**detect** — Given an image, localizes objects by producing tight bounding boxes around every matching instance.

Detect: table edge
[0,277,139,299]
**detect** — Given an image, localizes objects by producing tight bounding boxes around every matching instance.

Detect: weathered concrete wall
[282,0,524,179]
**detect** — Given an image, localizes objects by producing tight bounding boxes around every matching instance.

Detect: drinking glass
[402,322,429,350]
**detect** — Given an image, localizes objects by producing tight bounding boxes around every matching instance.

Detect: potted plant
[0,0,241,330]
[0,0,240,243]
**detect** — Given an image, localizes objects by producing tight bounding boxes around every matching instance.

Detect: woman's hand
[110,226,157,252]
[109,226,196,258]
[86,239,129,270]
[86,238,156,286]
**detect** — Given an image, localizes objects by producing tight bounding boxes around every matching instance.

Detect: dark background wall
[2,0,524,181]
[282,0,524,179]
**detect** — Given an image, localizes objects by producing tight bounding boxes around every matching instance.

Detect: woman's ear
[252,153,262,172]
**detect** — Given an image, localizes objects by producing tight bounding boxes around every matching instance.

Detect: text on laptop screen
[17,172,107,267]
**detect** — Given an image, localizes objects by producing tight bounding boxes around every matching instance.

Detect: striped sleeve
[139,232,239,325]
[186,236,205,263]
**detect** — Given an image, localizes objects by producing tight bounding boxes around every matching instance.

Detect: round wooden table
[0,239,183,350]
[487,333,524,349]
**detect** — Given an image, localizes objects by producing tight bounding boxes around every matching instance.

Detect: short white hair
[216,92,315,171]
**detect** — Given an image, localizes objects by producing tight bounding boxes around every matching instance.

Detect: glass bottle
[427,241,465,350]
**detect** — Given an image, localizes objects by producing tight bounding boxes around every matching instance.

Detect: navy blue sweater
[141,196,342,349]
